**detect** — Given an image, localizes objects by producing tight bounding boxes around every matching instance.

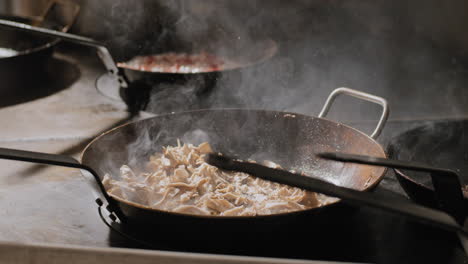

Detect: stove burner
[0,56,79,108]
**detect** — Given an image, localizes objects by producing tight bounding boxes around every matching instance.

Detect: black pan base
[103,203,465,263]
[388,120,468,208]
[0,16,61,94]
[106,204,363,258]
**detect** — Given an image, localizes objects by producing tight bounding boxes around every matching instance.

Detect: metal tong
[205,153,467,236]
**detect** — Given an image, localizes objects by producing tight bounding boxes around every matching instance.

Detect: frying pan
[0,17,278,113]
[0,1,79,89]
[0,88,389,239]
[0,18,143,113]
[117,39,278,90]
[117,39,277,114]
[387,120,468,209]
[0,15,56,88]
[314,152,468,254]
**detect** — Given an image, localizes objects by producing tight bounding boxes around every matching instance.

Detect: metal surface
[0,47,128,248]
[0,1,79,55]
[319,152,460,175]
[79,106,386,238]
[1,3,468,258]
[0,18,127,89]
[319,151,468,255]
[112,38,278,114]
[0,68,466,262]
[0,240,340,264]
[0,91,388,242]
[0,147,121,221]
[0,2,79,94]
[388,120,468,208]
[0,16,56,89]
[318,87,389,139]
[318,152,466,225]
[0,18,279,114]
[207,153,466,235]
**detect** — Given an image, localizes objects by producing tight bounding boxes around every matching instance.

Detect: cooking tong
[206,153,468,241]
[318,152,467,224]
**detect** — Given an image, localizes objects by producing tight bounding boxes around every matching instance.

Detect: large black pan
[388,120,468,209]
[0,1,79,89]
[0,88,389,240]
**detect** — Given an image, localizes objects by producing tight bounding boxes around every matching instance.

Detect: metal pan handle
[206,153,467,237]
[318,152,467,225]
[0,147,123,221]
[0,19,128,89]
[318,87,389,139]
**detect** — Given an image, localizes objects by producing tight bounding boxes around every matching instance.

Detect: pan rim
[0,15,60,59]
[386,119,468,198]
[116,39,279,75]
[81,108,387,219]
[3,38,60,58]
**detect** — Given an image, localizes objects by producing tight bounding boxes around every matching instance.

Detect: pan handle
[0,147,124,221]
[318,87,389,139]
[206,153,468,237]
[0,19,128,89]
[318,152,467,225]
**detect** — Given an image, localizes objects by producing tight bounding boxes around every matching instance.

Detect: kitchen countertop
[0,48,128,248]
[0,241,345,264]
[0,45,467,263]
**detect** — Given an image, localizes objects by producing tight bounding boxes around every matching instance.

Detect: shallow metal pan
[0,88,389,240]
[388,120,468,208]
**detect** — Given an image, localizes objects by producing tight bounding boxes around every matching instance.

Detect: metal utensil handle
[318,152,467,225]
[318,87,389,139]
[0,19,128,88]
[0,147,122,220]
[206,153,467,236]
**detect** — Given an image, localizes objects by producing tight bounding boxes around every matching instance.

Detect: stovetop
[0,45,467,263]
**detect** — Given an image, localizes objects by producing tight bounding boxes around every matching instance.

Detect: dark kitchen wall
[65,0,468,56]
[3,0,468,58]
[403,0,468,58]
[70,0,468,123]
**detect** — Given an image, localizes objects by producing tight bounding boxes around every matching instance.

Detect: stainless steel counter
[0,44,467,263]
[0,47,361,264]
[0,241,345,264]
[0,47,128,247]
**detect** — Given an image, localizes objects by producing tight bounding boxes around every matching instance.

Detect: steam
[79,0,468,121]
[90,1,468,185]
[182,129,211,145]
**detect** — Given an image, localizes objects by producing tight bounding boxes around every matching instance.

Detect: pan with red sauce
[118,52,233,74]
